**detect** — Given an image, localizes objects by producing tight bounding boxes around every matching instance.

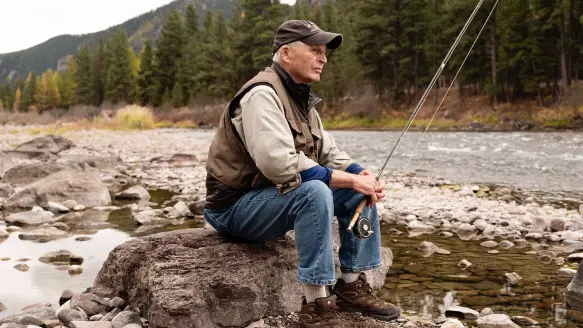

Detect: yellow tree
[51,72,62,108]
[13,88,21,112]
[35,74,47,112]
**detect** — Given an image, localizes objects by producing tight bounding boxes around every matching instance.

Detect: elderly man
[204,20,400,327]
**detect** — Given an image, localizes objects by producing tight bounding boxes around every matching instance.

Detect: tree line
[0,0,581,114]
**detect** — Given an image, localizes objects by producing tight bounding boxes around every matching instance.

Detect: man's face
[284,43,327,83]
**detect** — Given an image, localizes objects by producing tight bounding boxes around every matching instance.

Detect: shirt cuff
[300,165,333,185]
[345,163,365,175]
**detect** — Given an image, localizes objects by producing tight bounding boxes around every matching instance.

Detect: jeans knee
[300,180,333,205]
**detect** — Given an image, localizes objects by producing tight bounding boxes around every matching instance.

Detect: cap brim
[303,31,343,49]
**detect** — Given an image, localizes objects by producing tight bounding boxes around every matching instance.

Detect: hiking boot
[298,294,342,328]
[332,273,400,321]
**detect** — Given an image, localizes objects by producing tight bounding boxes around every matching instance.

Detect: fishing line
[403,0,501,174]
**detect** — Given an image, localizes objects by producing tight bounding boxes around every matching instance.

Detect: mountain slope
[0,0,235,81]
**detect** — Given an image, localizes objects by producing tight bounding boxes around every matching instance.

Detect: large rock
[70,293,110,316]
[1,162,68,187]
[566,261,583,311]
[0,184,14,198]
[0,304,55,326]
[14,135,74,154]
[6,169,111,210]
[91,228,393,328]
[6,210,56,226]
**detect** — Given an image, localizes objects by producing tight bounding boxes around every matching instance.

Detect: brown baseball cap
[272,20,343,54]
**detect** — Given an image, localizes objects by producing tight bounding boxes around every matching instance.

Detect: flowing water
[1,130,583,326]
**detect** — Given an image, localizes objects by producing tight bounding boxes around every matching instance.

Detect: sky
[0,0,296,54]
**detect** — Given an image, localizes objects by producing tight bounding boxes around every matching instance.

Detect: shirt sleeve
[300,165,333,185]
[313,110,356,171]
[233,85,319,192]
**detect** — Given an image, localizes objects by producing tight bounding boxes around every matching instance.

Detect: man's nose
[319,53,327,64]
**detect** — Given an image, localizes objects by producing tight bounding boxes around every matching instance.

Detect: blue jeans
[203,180,381,286]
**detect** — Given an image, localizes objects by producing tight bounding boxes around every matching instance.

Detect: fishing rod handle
[347,198,368,231]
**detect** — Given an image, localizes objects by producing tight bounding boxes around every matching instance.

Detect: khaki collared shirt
[230,85,355,188]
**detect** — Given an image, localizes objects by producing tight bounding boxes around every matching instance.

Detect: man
[204,20,400,327]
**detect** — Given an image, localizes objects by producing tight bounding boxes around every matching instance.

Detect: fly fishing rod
[347,0,492,239]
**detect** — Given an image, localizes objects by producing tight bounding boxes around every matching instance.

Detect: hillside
[0,0,235,81]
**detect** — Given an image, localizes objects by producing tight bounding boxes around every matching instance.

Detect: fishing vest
[205,65,322,210]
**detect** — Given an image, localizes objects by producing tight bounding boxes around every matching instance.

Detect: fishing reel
[346,198,374,240]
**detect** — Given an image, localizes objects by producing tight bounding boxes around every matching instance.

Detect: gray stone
[68,265,83,275]
[91,228,393,328]
[566,261,583,311]
[440,318,465,328]
[13,264,29,272]
[2,163,68,187]
[57,309,87,326]
[18,228,67,241]
[504,272,521,285]
[110,311,142,328]
[47,202,69,213]
[0,184,14,198]
[6,211,56,226]
[511,316,538,326]
[0,313,45,327]
[70,322,113,328]
[70,293,109,316]
[445,305,480,320]
[60,290,75,306]
[100,308,121,322]
[14,135,74,154]
[114,186,150,201]
[476,314,521,328]
[480,308,494,316]
[39,250,83,265]
[6,169,111,210]
[557,268,577,277]
[498,241,514,249]
[109,298,125,309]
[90,314,104,321]
[550,218,566,232]
[480,241,497,248]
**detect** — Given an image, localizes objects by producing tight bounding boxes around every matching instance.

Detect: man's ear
[281,46,292,63]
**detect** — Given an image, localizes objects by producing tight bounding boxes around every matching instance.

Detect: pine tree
[185,3,199,38]
[13,88,21,112]
[35,75,46,112]
[21,72,36,112]
[171,82,184,107]
[0,99,4,111]
[137,40,155,106]
[232,0,285,86]
[75,44,93,104]
[105,29,134,104]
[153,9,187,106]
[311,5,323,26]
[60,57,76,108]
[51,72,62,108]
[92,41,105,106]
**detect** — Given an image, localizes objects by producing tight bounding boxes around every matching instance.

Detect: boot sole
[338,306,400,321]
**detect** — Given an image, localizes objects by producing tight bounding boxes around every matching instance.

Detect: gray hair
[272,41,304,62]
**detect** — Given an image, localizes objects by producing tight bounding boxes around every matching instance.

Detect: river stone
[0,229,8,239]
[0,184,14,198]
[68,265,83,275]
[70,322,113,328]
[1,162,69,187]
[57,309,88,326]
[440,319,465,328]
[511,316,538,326]
[445,305,480,319]
[114,186,150,201]
[0,302,5,312]
[558,268,577,277]
[19,227,67,241]
[0,314,46,326]
[91,228,393,328]
[550,218,566,232]
[481,308,494,316]
[110,311,142,328]
[60,290,75,306]
[39,250,83,264]
[498,241,514,249]
[439,232,453,238]
[476,314,520,328]
[15,135,74,154]
[458,259,472,270]
[6,169,111,210]
[567,253,583,263]
[566,261,583,311]
[109,297,125,309]
[100,308,121,322]
[47,201,69,213]
[456,224,477,240]
[6,211,56,226]
[13,264,29,272]
[504,272,521,285]
[56,155,122,170]
[480,241,497,248]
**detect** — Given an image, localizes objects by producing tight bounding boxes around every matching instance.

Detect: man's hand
[359,170,386,202]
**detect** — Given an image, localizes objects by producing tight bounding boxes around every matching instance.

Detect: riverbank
[1,127,583,327]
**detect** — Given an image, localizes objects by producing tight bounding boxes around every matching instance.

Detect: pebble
[458,259,472,270]
[480,241,497,248]
[68,265,83,275]
[14,264,29,272]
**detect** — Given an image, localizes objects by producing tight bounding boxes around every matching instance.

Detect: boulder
[6,211,56,226]
[14,135,74,154]
[6,169,111,210]
[114,186,150,201]
[70,293,110,316]
[1,162,68,187]
[0,184,14,198]
[91,228,393,328]
[566,261,583,311]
